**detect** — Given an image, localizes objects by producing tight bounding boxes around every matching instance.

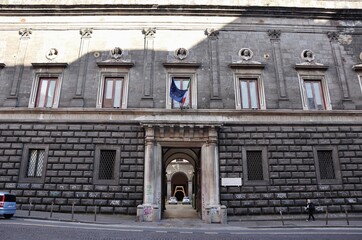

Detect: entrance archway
[163,149,199,219]
[138,124,226,223]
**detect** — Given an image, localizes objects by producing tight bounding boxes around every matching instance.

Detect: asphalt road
[1,218,362,240]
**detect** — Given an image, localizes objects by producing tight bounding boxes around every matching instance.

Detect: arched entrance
[163,149,200,219]
[137,124,227,223]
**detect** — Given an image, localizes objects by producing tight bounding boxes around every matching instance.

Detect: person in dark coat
[306,199,316,221]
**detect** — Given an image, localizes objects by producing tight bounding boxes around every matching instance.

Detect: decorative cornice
[294,64,328,70]
[1,108,362,125]
[31,62,68,68]
[229,63,265,69]
[163,62,201,68]
[353,64,362,71]
[1,5,361,19]
[96,61,134,68]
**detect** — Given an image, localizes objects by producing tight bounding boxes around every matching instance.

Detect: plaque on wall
[221,178,242,186]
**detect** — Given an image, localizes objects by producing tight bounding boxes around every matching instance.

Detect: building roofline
[0,4,361,20]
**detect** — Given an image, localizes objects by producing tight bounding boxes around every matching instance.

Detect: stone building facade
[0,0,362,223]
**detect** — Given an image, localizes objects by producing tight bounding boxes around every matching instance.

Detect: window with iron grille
[98,150,116,180]
[27,149,45,177]
[242,147,269,185]
[20,145,49,183]
[317,150,335,179]
[94,146,121,185]
[246,151,264,180]
[314,147,341,184]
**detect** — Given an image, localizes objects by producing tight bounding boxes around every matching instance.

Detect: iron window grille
[27,149,45,177]
[246,151,264,181]
[242,147,269,185]
[98,150,116,180]
[313,147,341,184]
[317,150,336,180]
[93,146,121,185]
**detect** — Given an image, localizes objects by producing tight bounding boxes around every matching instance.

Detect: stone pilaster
[140,28,156,107]
[205,28,223,108]
[268,29,289,108]
[71,28,92,107]
[327,31,353,109]
[4,28,32,107]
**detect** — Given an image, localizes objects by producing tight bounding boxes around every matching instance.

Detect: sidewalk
[13,209,362,230]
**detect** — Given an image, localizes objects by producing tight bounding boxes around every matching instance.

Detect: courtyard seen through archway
[163,158,198,219]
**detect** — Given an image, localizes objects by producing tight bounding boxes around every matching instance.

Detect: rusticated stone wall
[219,124,362,216]
[0,122,144,214]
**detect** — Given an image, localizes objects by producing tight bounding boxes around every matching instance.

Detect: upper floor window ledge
[163,62,201,68]
[294,64,329,71]
[31,62,68,68]
[353,64,362,71]
[229,63,265,70]
[96,61,135,68]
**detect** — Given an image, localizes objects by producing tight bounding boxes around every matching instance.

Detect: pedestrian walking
[306,199,315,221]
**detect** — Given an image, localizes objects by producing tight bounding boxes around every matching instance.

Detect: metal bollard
[71,203,75,221]
[94,206,97,222]
[50,202,54,218]
[345,208,350,226]
[325,208,329,226]
[279,210,285,226]
[28,201,32,216]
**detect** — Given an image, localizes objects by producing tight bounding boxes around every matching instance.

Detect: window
[103,77,124,108]
[35,78,58,108]
[171,77,191,109]
[20,145,49,183]
[295,66,332,110]
[96,71,130,109]
[230,63,266,110]
[304,80,325,110]
[98,150,116,180]
[93,146,120,185]
[313,147,341,184]
[27,149,45,177]
[163,63,200,110]
[29,63,67,109]
[240,79,259,109]
[242,147,269,185]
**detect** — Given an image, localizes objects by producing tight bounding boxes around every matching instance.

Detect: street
[1,218,362,240]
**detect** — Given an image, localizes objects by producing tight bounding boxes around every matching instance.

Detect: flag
[170,79,189,104]
[180,81,190,108]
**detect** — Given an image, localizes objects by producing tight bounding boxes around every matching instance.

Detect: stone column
[268,29,289,108]
[4,28,32,107]
[167,180,172,199]
[143,126,155,204]
[201,126,226,223]
[188,180,192,199]
[205,28,223,108]
[327,31,353,109]
[137,126,161,222]
[71,28,93,107]
[141,28,156,107]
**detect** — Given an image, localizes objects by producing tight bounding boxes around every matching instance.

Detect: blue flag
[170,79,188,103]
